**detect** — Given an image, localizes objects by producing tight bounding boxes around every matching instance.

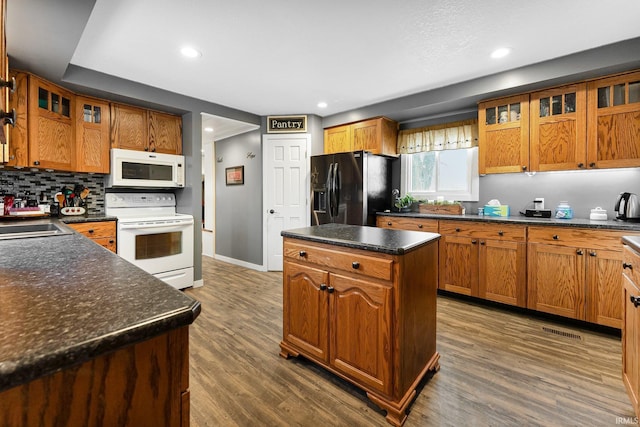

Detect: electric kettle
[615,192,640,221]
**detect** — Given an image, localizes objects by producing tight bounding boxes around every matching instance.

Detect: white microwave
[108,148,185,188]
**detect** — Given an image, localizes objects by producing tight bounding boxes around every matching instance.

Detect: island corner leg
[279,341,299,359]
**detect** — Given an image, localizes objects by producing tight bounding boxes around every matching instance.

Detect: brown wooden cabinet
[0,0,9,164]
[527,226,624,328]
[76,96,110,173]
[376,215,439,232]
[324,117,398,156]
[530,83,587,171]
[438,221,527,307]
[478,94,530,174]
[587,70,640,169]
[280,236,439,426]
[622,243,640,418]
[0,326,190,427]
[66,220,117,253]
[9,73,77,171]
[111,103,182,155]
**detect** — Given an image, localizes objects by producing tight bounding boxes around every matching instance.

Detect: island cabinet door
[623,273,640,417]
[329,273,393,396]
[282,261,330,363]
[527,243,586,319]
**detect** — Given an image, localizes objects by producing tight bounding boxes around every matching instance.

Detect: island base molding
[280,343,440,427]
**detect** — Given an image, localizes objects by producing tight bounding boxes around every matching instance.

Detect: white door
[263,134,310,271]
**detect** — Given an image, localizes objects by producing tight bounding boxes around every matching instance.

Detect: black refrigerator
[310,151,393,226]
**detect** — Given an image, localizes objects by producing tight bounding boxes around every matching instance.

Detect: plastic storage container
[555,201,573,219]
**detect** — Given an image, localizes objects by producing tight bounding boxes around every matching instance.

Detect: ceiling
[7,1,640,142]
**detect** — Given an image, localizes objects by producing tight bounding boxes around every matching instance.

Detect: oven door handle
[119,220,193,230]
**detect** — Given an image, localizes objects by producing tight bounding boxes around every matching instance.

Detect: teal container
[555,201,573,219]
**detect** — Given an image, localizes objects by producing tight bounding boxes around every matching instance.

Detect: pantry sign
[267,115,307,133]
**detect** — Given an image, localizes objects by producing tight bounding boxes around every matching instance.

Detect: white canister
[590,207,607,221]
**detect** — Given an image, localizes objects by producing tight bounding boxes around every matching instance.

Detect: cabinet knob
[327,286,335,294]
[0,76,16,93]
[144,147,149,151]
[552,234,559,240]
[522,165,527,171]
[109,239,114,244]
[576,249,584,255]
[299,250,307,257]
[589,251,596,257]
[589,162,596,168]
[320,284,327,291]
[480,241,485,245]
[33,160,40,166]
[387,222,392,226]
[88,229,94,234]
[418,224,423,229]
[0,109,16,127]
[631,295,640,308]
[623,262,633,270]
[455,228,461,232]
[577,162,584,168]
[352,261,360,269]
[471,239,477,244]
[498,230,504,236]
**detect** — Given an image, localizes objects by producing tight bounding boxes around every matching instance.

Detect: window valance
[397,119,478,154]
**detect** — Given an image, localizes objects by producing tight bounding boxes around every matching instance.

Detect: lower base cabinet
[623,243,640,418]
[66,220,117,253]
[0,326,190,427]
[528,226,625,328]
[280,237,440,426]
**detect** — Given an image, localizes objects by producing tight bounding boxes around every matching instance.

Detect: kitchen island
[0,219,200,426]
[280,224,440,427]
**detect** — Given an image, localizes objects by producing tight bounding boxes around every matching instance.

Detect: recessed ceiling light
[317,102,328,108]
[204,127,214,132]
[491,47,511,59]
[181,46,201,58]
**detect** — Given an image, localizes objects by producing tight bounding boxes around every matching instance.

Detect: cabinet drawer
[439,221,526,241]
[284,240,393,281]
[377,216,438,233]
[91,236,117,253]
[67,221,116,238]
[528,226,625,250]
[624,245,640,286]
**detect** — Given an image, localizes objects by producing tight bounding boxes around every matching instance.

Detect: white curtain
[397,119,478,154]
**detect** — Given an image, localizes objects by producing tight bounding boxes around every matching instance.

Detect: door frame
[262,133,311,270]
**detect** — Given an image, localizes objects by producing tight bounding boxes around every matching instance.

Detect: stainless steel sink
[0,222,73,240]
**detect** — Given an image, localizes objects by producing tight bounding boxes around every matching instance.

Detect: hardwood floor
[185,257,634,426]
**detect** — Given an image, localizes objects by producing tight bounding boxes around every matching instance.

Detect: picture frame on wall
[225,166,244,185]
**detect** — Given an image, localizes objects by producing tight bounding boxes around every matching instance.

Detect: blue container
[555,201,573,219]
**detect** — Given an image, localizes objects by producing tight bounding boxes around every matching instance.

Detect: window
[401,147,479,201]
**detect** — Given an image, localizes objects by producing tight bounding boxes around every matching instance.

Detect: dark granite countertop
[623,236,640,253]
[378,211,640,231]
[0,224,200,393]
[59,214,117,224]
[281,223,440,255]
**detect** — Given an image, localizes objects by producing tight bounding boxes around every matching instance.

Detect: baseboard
[192,279,204,288]
[213,254,267,272]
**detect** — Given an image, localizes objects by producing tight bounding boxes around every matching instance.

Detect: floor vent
[541,326,583,341]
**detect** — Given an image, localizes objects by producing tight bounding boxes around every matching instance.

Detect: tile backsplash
[0,170,106,213]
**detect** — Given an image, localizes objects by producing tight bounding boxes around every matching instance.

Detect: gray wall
[214,130,263,265]
[463,168,640,220]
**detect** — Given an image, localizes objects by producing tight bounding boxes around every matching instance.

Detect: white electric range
[105,192,194,289]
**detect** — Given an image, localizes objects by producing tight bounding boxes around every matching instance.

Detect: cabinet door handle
[552,235,559,240]
[589,251,596,257]
[471,239,477,244]
[418,224,423,229]
[589,162,596,168]
[88,229,95,234]
[0,108,16,126]
[522,165,527,171]
[387,222,392,226]
[577,162,584,168]
[352,261,360,269]
[33,160,40,166]
[631,295,640,308]
[498,230,504,236]
[455,228,461,232]
[327,286,335,294]
[576,249,584,255]
[480,241,485,245]
[320,284,327,291]
[299,250,307,257]
[623,262,633,270]
[108,239,114,244]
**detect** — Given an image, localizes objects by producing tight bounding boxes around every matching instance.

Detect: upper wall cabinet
[76,96,111,174]
[530,83,587,172]
[0,0,9,164]
[324,117,398,156]
[110,103,182,155]
[478,94,530,174]
[587,70,640,169]
[7,71,76,171]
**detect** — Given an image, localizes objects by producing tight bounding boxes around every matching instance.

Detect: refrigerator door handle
[326,163,335,220]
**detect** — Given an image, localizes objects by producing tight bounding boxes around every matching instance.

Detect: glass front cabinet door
[530,83,587,171]
[478,94,530,174]
[587,70,640,169]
